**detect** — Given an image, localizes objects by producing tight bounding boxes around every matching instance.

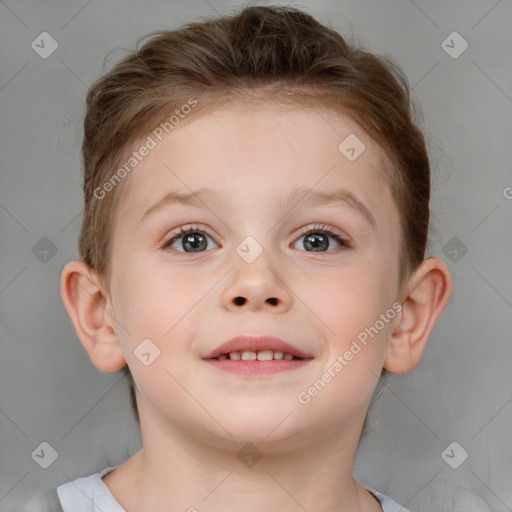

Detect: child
[52,4,451,511]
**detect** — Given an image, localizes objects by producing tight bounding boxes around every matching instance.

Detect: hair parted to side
[78,5,431,426]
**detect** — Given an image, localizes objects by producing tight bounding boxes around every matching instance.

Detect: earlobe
[60,261,126,372]
[384,257,452,374]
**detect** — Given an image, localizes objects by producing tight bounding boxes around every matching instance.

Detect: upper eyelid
[162,223,350,246]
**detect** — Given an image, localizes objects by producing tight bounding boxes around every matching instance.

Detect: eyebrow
[138,188,229,227]
[138,186,376,229]
[281,187,376,229]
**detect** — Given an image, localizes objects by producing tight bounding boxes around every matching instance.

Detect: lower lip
[203,358,312,375]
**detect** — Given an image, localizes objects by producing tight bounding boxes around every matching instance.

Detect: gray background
[1,0,511,510]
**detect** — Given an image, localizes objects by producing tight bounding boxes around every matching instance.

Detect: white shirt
[54,466,411,512]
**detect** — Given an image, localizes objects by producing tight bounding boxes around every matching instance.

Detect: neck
[103,417,382,512]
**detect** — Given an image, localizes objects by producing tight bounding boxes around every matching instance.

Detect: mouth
[210,349,303,361]
[202,335,314,375]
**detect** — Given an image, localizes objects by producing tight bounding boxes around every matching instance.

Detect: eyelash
[295,223,351,250]
[159,223,351,253]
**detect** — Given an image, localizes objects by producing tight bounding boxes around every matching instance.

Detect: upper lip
[202,335,314,360]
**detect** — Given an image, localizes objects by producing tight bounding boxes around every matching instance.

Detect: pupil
[184,233,207,252]
[304,233,328,252]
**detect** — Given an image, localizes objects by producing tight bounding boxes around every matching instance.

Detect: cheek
[306,259,394,356]
[302,266,393,415]
[110,256,186,353]
[116,253,188,320]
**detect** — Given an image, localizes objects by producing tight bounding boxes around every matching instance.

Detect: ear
[384,257,452,373]
[60,260,126,372]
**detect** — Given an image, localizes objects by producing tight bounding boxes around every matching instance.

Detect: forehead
[114,105,397,234]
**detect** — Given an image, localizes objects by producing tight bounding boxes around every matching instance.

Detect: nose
[220,250,293,313]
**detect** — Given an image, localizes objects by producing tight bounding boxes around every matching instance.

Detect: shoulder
[56,467,125,512]
[368,488,411,512]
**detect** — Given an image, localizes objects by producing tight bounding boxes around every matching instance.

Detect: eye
[292,224,351,253]
[160,225,218,253]
[160,223,351,255]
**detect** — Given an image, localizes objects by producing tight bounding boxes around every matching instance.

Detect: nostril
[234,297,246,305]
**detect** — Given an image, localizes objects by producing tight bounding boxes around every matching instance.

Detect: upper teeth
[217,350,296,361]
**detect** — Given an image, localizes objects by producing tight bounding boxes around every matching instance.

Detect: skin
[61,104,452,512]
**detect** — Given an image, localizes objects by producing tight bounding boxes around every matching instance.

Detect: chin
[213,404,304,444]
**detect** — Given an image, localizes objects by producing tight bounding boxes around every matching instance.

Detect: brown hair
[78,5,430,425]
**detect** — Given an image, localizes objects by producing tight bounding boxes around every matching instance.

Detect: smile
[214,349,301,361]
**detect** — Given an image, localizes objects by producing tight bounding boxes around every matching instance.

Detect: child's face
[105,104,403,447]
